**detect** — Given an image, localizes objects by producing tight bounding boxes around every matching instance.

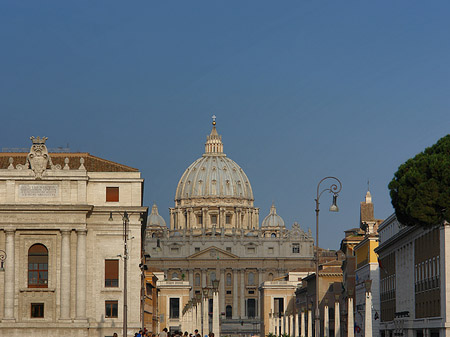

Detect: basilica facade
[145,122,316,336]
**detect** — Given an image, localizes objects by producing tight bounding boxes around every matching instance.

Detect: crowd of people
[111,328,216,337]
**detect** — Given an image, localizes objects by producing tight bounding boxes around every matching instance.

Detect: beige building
[145,121,317,336]
[0,137,146,337]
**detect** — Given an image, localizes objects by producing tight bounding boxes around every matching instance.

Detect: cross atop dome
[205,117,224,155]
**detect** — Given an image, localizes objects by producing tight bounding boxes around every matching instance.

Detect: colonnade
[2,228,88,321]
[181,285,220,336]
[269,295,354,337]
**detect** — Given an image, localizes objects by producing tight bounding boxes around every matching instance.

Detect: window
[105,260,119,287]
[226,215,231,224]
[248,272,255,285]
[292,243,300,254]
[106,187,119,202]
[171,247,179,254]
[247,299,256,318]
[105,301,118,318]
[226,247,231,252]
[211,215,217,224]
[31,303,44,318]
[195,273,201,286]
[226,290,232,294]
[170,298,180,319]
[195,247,200,252]
[269,273,274,281]
[271,233,276,238]
[198,215,203,225]
[268,247,274,254]
[226,305,232,319]
[210,272,216,285]
[28,244,48,288]
[249,290,255,294]
[226,273,232,286]
[247,247,256,254]
[172,272,179,280]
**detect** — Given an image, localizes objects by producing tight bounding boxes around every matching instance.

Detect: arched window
[226,305,232,319]
[28,244,48,288]
[271,233,276,238]
[226,273,232,286]
[268,273,274,281]
[195,273,201,286]
[172,272,179,280]
[248,272,255,285]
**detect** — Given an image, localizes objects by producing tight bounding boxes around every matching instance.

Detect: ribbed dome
[175,124,254,201]
[261,203,285,227]
[147,204,166,227]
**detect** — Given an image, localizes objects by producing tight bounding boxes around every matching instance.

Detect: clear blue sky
[1,1,449,250]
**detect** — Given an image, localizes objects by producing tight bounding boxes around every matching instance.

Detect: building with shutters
[0,137,146,337]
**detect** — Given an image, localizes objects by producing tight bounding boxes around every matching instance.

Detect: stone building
[375,214,450,337]
[0,137,146,337]
[144,121,316,336]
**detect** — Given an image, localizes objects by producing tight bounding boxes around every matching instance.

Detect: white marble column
[324,303,329,337]
[220,269,225,315]
[301,311,306,337]
[335,298,340,337]
[273,314,277,335]
[240,269,246,318]
[4,229,15,320]
[269,312,273,335]
[295,312,300,337]
[213,290,220,337]
[76,229,87,319]
[203,295,209,335]
[364,291,372,337]
[233,269,238,319]
[281,313,285,335]
[348,297,354,337]
[308,309,312,337]
[60,229,71,320]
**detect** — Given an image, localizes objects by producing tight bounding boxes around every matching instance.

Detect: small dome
[261,203,285,227]
[147,204,166,227]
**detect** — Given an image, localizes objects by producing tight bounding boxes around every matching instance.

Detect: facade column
[295,312,300,337]
[301,310,306,337]
[308,308,312,337]
[189,269,194,298]
[233,269,239,319]
[202,208,207,230]
[281,313,285,335]
[202,269,207,288]
[4,229,15,320]
[60,229,71,320]
[187,208,191,229]
[220,269,225,315]
[335,297,340,337]
[240,269,246,318]
[324,302,329,337]
[348,296,354,337]
[272,313,277,335]
[76,229,87,320]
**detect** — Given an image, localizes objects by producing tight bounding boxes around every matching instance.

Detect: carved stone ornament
[16,136,61,179]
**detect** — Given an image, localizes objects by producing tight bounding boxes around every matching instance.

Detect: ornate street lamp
[109,211,143,337]
[315,177,342,337]
[0,249,6,272]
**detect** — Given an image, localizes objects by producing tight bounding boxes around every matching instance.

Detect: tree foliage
[388,134,450,227]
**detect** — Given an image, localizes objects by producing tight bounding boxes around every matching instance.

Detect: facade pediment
[187,246,238,260]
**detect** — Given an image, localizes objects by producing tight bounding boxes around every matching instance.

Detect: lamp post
[0,249,6,272]
[109,211,143,337]
[315,177,342,337]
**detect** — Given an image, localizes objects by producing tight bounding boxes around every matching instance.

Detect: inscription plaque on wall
[19,184,59,198]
